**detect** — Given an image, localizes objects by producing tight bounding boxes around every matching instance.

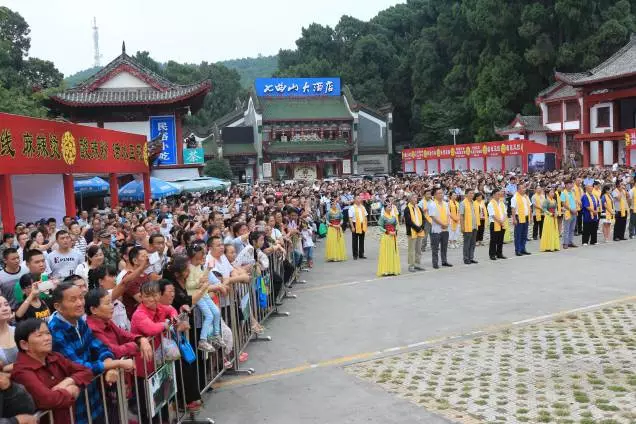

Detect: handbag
[154,334,181,362]
[173,330,196,364]
[318,222,327,237]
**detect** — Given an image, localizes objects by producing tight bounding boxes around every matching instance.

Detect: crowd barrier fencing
[32,237,308,423]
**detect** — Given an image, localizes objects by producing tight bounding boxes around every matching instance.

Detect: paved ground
[201,231,636,424]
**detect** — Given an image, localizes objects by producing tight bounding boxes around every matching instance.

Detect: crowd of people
[0,165,634,423]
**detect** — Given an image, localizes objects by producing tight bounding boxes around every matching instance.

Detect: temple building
[498,35,636,168]
[209,77,393,181]
[49,42,211,181]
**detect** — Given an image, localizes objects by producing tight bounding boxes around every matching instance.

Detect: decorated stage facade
[0,112,149,230]
[401,140,558,174]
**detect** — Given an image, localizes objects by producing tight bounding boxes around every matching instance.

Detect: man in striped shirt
[69,221,87,257]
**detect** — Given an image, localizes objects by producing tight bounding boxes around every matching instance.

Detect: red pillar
[451,158,455,171]
[109,173,119,208]
[0,175,16,232]
[437,158,441,173]
[522,155,528,174]
[175,113,184,165]
[582,142,591,167]
[501,155,505,171]
[142,173,151,210]
[482,156,487,171]
[598,141,605,167]
[62,174,76,218]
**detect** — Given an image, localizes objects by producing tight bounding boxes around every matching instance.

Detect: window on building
[565,102,579,121]
[597,106,610,127]
[547,104,561,123]
[547,134,561,152]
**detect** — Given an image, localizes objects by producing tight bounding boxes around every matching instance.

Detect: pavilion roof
[555,35,636,86]
[259,96,352,121]
[51,46,211,108]
[496,114,550,134]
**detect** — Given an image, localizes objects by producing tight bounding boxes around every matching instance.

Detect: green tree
[204,158,233,180]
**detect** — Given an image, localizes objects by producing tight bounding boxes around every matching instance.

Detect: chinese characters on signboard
[255,78,341,97]
[150,116,177,166]
[0,112,148,175]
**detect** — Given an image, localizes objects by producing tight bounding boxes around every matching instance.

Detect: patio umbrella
[194,177,230,190]
[119,177,181,201]
[74,177,109,194]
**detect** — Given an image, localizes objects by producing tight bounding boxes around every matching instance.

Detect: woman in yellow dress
[376,201,401,276]
[539,187,561,252]
[503,208,513,244]
[325,199,346,262]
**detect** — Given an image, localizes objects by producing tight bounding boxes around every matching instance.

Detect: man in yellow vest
[488,188,507,260]
[348,194,368,260]
[419,189,433,252]
[531,186,545,240]
[511,182,532,256]
[629,178,636,239]
[404,194,425,272]
[459,188,478,265]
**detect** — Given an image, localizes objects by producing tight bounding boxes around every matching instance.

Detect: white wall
[505,156,521,170]
[469,157,484,171]
[414,160,425,175]
[426,159,438,173]
[591,102,613,133]
[454,158,468,170]
[440,158,452,172]
[358,154,388,174]
[104,121,150,138]
[546,123,562,131]
[563,121,580,131]
[404,160,415,173]
[99,72,151,89]
[12,175,65,223]
[530,133,547,145]
[79,122,98,127]
[486,156,502,171]
[506,133,523,140]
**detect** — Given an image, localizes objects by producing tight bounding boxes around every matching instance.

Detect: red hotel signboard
[402,140,528,161]
[0,112,148,175]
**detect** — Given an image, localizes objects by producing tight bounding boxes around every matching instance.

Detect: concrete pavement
[201,232,636,423]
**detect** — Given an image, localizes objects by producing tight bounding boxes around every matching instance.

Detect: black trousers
[532,217,543,240]
[582,220,598,245]
[352,231,365,258]
[489,223,504,258]
[576,212,583,234]
[613,215,627,240]
[476,219,486,242]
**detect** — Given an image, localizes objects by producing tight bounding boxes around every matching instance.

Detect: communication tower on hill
[92,17,102,67]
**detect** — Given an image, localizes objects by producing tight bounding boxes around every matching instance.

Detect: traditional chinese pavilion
[208,77,393,181]
[499,35,636,168]
[49,42,211,181]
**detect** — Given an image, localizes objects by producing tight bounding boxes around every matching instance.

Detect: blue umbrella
[119,177,181,201]
[74,177,109,194]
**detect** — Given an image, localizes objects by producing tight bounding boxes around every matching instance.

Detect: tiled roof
[538,83,578,101]
[265,141,352,154]
[496,114,550,134]
[260,97,352,121]
[555,35,636,86]
[223,143,256,156]
[202,136,218,158]
[51,51,211,107]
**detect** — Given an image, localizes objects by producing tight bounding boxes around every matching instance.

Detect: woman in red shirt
[12,319,94,424]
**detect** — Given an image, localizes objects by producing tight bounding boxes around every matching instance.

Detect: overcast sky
[3,0,403,76]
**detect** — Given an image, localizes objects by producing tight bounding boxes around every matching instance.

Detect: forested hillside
[220,55,278,87]
[277,0,636,145]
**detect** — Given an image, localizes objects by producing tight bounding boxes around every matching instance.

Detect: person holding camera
[15,274,50,322]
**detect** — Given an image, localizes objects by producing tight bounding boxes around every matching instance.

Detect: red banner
[625,129,636,150]
[402,140,554,161]
[0,113,149,175]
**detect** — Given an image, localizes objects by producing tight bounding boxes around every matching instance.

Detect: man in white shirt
[46,230,85,280]
[428,188,452,269]
[511,183,532,256]
[145,233,168,281]
[348,195,368,260]
[487,189,507,260]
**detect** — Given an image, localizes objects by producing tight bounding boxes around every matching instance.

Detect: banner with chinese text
[401,140,556,161]
[255,77,341,97]
[0,112,148,175]
[150,115,177,166]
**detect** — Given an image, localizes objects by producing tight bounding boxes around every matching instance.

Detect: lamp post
[449,128,460,146]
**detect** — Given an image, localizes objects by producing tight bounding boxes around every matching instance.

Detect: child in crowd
[300,220,314,268]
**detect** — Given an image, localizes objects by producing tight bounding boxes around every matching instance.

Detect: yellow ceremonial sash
[490,199,502,231]
[632,190,636,212]
[422,202,432,224]
[473,200,482,222]
[407,203,424,238]
[435,200,448,226]
[514,193,527,223]
[604,193,614,220]
[619,189,628,217]
[562,190,572,220]
[574,185,582,211]
[354,205,367,233]
[463,199,474,232]
[533,194,544,221]
[556,192,562,216]
[450,200,459,231]
[585,193,596,218]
